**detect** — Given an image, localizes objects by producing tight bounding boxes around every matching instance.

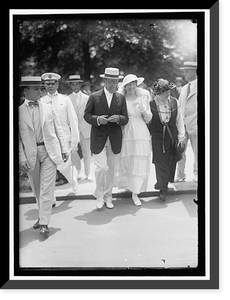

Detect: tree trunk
[82,40,91,81]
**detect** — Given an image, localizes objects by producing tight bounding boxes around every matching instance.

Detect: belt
[37,142,45,146]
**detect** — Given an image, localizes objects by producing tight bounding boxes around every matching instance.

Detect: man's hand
[19,161,30,173]
[98,115,109,125]
[62,152,69,162]
[107,115,119,123]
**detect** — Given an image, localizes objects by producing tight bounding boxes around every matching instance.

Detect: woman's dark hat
[151,78,175,95]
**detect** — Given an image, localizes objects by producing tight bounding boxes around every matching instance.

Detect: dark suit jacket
[170,87,180,99]
[84,89,129,154]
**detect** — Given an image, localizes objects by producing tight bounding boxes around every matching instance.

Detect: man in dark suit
[84,67,129,209]
[170,77,183,99]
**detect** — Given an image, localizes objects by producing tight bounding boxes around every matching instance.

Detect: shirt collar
[73,91,81,97]
[104,87,113,98]
[189,78,197,87]
[48,91,58,98]
[24,98,39,106]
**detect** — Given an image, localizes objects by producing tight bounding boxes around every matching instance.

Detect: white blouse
[154,97,185,141]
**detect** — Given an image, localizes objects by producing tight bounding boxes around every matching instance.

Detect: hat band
[20,81,43,86]
[104,73,120,78]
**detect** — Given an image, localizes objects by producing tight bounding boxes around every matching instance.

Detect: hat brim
[67,80,83,83]
[119,77,145,89]
[180,66,197,70]
[19,83,43,87]
[100,74,124,79]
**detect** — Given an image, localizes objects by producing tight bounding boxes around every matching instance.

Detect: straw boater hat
[41,73,61,82]
[119,74,145,89]
[151,78,175,95]
[19,76,43,87]
[180,61,197,70]
[67,75,83,83]
[99,67,124,79]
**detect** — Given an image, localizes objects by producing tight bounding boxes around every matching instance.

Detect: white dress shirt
[104,87,113,107]
[24,99,43,144]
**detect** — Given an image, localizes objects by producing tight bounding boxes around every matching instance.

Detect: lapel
[109,92,119,114]
[19,102,34,131]
[187,80,197,100]
[39,101,45,127]
[99,89,109,111]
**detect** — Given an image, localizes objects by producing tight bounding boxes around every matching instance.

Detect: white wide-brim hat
[100,67,124,79]
[119,74,145,88]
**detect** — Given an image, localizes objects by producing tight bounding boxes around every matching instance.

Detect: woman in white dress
[115,74,152,206]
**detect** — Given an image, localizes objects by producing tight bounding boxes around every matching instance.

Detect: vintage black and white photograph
[7,6,219,289]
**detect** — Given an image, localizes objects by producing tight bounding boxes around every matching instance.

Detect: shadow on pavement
[19,227,61,249]
[75,198,142,226]
[23,200,75,222]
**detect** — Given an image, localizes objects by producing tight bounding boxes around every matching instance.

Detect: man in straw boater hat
[84,67,129,209]
[170,76,183,99]
[68,74,93,181]
[19,76,68,235]
[175,61,198,182]
[41,73,80,196]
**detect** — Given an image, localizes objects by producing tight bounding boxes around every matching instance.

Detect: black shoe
[40,225,49,235]
[55,179,68,186]
[159,192,166,202]
[33,219,40,229]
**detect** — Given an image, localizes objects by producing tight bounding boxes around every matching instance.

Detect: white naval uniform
[41,92,79,185]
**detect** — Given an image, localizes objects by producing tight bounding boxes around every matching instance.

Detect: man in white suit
[19,76,68,235]
[68,75,93,181]
[175,61,198,182]
[41,73,79,194]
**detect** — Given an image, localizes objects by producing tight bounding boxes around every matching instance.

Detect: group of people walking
[19,61,198,235]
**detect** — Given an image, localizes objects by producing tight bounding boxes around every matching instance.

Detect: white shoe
[96,198,104,209]
[105,199,114,209]
[193,175,198,182]
[132,194,142,206]
[77,170,83,180]
[72,179,79,193]
[86,174,93,181]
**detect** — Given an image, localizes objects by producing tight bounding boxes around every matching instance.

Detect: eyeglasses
[44,82,58,86]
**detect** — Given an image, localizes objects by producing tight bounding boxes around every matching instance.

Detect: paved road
[19,193,198,268]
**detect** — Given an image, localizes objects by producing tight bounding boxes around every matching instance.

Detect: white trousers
[27,145,56,225]
[71,134,91,176]
[177,131,198,178]
[93,138,119,200]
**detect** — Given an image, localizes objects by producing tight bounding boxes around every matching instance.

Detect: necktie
[186,82,191,99]
[28,101,39,107]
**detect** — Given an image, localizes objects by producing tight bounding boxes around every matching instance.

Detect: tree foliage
[17,17,197,89]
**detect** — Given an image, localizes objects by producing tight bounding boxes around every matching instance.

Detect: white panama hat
[67,74,83,82]
[119,74,145,88]
[99,67,124,79]
[19,76,43,87]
